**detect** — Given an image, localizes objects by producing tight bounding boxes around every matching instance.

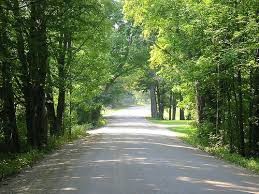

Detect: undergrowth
[0,123,91,180]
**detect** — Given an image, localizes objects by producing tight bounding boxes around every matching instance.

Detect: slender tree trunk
[56,90,65,135]
[237,69,245,156]
[227,88,234,153]
[157,85,164,120]
[12,0,34,146]
[172,93,177,120]
[252,48,259,153]
[150,84,158,118]
[56,32,71,135]
[169,90,172,120]
[248,70,254,154]
[179,93,185,120]
[195,81,205,123]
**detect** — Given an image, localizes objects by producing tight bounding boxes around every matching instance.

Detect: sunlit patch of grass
[147,117,191,125]
[147,117,195,135]
[169,126,196,135]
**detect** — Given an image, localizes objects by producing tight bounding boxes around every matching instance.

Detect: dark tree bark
[179,93,185,120]
[227,89,234,153]
[56,32,72,135]
[172,93,177,120]
[27,0,49,148]
[156,85,164,120]
[12,0,35,146]
[248,70,254,154]
[195,81,205,123]
[0,5,20,152]
[237,69,245,156]
[251,48,259,153]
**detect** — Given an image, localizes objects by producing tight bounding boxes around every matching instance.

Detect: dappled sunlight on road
[1,106,259,194]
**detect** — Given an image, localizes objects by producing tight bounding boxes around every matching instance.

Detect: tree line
[124,0,259,157]
[0,0,146,153]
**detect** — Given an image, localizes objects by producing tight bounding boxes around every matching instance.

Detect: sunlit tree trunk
[150,84,158,118]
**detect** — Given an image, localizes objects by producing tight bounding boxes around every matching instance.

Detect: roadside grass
[0,124,91,180]
[147,118,196,136]
[147,118,259,174]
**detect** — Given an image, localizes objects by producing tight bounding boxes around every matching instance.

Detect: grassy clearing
[148,118,259,174]
[0,124,91,180]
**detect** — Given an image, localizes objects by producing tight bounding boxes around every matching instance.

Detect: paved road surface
[1,106,259,194]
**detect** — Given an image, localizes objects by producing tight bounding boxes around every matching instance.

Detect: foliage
[0,123,90,180]
[124,0,259,157]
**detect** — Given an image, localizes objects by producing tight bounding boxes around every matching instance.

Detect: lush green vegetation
[0,0,150,178]
[0,124,89,180]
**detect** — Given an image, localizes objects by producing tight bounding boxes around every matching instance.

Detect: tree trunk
[237,69,245,156]
[195,81,205,123]
[28,0,48,148]
[172,93,177,120]
[169,90,172,120]
[156,85,164,120]
[12,0,34,147]
[252,48,259,153]
[227,89,234,153]
[150,84,158,118]
[248,70,254,154]
[179,93,185,120]
[56,32,72,135]
[0,5,20,152]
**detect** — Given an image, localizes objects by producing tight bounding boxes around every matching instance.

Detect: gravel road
[1,106,259,194]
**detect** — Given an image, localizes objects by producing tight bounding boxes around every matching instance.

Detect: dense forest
[0,0,258,161]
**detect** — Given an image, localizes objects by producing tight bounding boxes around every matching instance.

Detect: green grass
[0,124,91,180]
[147,117,195,135]
[148,118,259,174]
